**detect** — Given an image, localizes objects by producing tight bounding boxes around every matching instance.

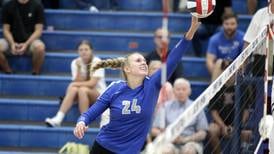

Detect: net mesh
[145,26,271,154]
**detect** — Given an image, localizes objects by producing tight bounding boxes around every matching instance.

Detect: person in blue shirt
[206,12,244,81]
[73,16,200,154]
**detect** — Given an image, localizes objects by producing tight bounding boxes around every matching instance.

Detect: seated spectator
[145,28,183,84]
[208,63,252,154]
[151,78,208,154]
[0,0,45,75]
[148,60,174,111]
[206,13,244,81]
[45,40,106,127]
[192,0,232,57]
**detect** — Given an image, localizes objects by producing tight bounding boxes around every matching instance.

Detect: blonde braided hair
[91,57,126,72]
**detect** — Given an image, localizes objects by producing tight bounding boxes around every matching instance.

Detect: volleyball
[186,0,216,18]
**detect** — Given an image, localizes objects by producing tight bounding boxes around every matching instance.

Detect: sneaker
[45,117,61,127]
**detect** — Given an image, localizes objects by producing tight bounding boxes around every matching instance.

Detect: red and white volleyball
[187,0,216,18]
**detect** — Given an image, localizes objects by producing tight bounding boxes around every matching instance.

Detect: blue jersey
[207,29,244,60]
[77,37,191,154]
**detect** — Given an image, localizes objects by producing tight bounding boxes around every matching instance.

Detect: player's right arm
[74,82,116,139]
[150,16,200,87]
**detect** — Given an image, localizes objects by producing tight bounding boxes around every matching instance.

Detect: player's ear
[124,65,131,73]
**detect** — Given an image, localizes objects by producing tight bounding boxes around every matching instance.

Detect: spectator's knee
[180,146,197,154]
[78,87,90,95]
[208,123,221,137]
[161,144,176,154]
[67,84,79,92]
[31,40,45,54]
[0,39,8,53]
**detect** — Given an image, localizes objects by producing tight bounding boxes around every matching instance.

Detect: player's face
[126,53,148,77]
[154,29,170,50]
[78,44,93,63]
[18,0,29,4]
[173,82,190,103]
[223,17,237,37]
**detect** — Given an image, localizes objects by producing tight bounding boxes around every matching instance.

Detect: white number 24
[122,99,141,114]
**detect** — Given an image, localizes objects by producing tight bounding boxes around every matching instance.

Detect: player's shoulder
[253,7,268,18]
[209,32,222,42]
[105,80,126,92]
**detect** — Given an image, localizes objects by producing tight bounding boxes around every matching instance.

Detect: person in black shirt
[145,28,183,84]
[207,65,252,154]
[0,0,45,75]
[191,0,232,57]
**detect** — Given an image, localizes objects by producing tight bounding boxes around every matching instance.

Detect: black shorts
[252,55,274,76]
[90,141,115,154]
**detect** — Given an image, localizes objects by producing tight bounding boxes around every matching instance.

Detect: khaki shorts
[0,38,44,55]
[164,142,203,154]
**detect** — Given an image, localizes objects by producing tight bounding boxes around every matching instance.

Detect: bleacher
[0,0,267,153]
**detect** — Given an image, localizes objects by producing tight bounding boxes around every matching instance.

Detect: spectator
[247,0,268,15]
[45,40,106,127]
[244,0,274,76]
[247,0,258,14]
[192,0,232,57]
[148,60,174,110]
[145,28,183,84]
[206,13,244,81]
[208,63,252,154]
[0,0,45,74]
[151,78,208,154]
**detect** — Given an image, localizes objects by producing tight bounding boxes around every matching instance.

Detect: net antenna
[146,25,268,154]
[161,0,169,85]
[255,4,274,153]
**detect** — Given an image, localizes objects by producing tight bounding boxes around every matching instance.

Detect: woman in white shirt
[45,40,106,127]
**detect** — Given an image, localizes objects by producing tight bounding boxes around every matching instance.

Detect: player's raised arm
[151,16,200,86]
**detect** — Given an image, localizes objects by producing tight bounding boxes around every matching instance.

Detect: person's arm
[151,16,200,87]
[71,78,100,88]
[25,24,43,46]
[211,110,226,129]
[3,24,16,53]
[176,130,207,144]
[151,105,166,138]
[74,83,116,139]
[206,53,216,75]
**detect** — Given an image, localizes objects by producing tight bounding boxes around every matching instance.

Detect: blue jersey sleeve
[77,82,116,126]
[150,37,191,87]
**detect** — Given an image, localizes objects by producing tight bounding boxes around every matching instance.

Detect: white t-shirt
[244,6,274,55]
[71,56,106,94]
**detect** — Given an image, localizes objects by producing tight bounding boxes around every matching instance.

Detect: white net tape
[146,26,268,154]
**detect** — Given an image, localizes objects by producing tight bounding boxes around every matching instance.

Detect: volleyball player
[73,16,200,153]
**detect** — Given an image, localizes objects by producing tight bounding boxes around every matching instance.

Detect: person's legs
[45,83,79,127]
[78,87,99,113]
[0,39,12,73]
[161,143,178,154]
[30,40,45,75]
[180,142,203,154]
[208,123,222,154]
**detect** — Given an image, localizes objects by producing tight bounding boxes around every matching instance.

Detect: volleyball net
[146,25,274,153]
